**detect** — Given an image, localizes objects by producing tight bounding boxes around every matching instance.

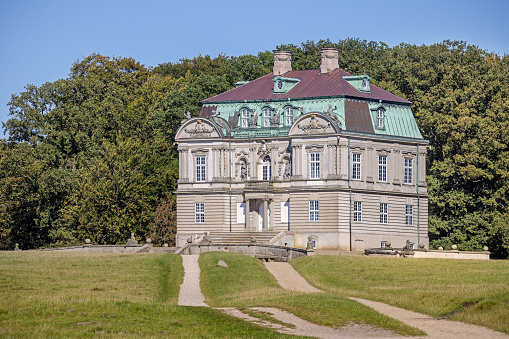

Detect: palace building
[175,48,428,251]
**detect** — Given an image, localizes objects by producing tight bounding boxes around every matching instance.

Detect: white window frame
[196,156,206,182]
[310,153,320,179]
[404,158,413,184]
[241,108,250,128]
[405,205,413,225]
[380,203,388,224]
[378,155,387,182]
[262,155,271,181]
[354,201,362,222]
[285,106,294,125]
[263,107,272,127]
[376,108,385,128]
[195,203,204,223]
[352,153,361,180]
[309,200,319,221]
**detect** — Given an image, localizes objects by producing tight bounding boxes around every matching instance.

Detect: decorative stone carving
[184,119,213,138]
[248,109,258,128]
[126,233,138,245]
[257,140,273,156]
[297,114,330,134]
[283,159,291,179]
[271,108,280,126]
[240,161,247,180]
[323,104,341,125]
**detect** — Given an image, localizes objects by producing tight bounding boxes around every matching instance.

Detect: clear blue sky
[1,0,508,137]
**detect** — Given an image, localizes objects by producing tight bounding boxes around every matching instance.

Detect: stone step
[204,231,280,244]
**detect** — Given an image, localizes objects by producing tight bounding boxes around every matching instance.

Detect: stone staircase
[202,231,281,245]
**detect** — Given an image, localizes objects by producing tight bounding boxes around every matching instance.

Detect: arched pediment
[288,112,341,136]
[175,118,223,140]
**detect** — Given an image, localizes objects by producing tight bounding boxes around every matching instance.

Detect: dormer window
[273,76,300,94]
[285,106,294,125]
[263,107,272,127]
[241,108,250,128]
[376,108,385,128]
[362,77,368,89]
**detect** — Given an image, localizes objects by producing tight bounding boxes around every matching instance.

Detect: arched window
[262,155,271,181]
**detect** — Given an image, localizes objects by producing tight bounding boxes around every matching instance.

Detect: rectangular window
[405,205,413,225]
[285,107,294,125]
[309,200,319,221]
[241,109,250,128]
[352,153,361,180]
[354,201,362,222]
[263,108,271,127]
[404,158,413,184]
[236,203,246,224]
[380,203,388,224]
[376,108,385,128]
[310,153,320,179]
[196,156,206,182]
[281,201,289,223]
[195,203,204,223]
[378,156,387,182]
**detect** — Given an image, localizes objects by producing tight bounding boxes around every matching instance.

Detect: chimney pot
[273,50,292,75]
[320,48,339,73]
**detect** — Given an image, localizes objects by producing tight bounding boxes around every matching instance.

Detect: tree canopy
[1,39,508,258]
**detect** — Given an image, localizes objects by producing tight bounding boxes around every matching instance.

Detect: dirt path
[179,255,509,339]
[217,307,403,339]
[264,262,322,293]
[350,297,509,339]
[178,254,208,307]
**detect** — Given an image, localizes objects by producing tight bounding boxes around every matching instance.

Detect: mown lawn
[0,252,302,338]
[291,255,509,334]
[199,251,425,336]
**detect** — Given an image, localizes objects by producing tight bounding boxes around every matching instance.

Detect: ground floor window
[309,200,319,221]
[195,203,204,223]
[380,203,388,224]
[405,205,413,225]
[354,201,362,222]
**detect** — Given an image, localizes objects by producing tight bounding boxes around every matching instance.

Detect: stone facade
[175,49,429,251]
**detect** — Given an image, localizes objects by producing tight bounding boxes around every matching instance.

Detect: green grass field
[0,252,303,338]
[199,252,425,336]
[1,251,507,338]
[291,255,509,334]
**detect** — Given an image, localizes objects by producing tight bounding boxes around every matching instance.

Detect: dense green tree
[1,41,508,258]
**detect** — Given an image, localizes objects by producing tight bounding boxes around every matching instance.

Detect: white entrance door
[258,204,270,231]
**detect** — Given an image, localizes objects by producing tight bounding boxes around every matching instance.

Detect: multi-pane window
[263,107,272,127]
[285,106,294,125]
[196,156,206,182]
[404,158,413,184]
[262,155,271,181]
[405,205,413,225]
[309,200,319,221]
[380,203,388,224]
[241,108,250,128]
[354,201,362,222]
[352,153,361,180]
[310,153,320,179]
[378,156,387,182]
[195,203,204,223]
[376,108,385,128]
